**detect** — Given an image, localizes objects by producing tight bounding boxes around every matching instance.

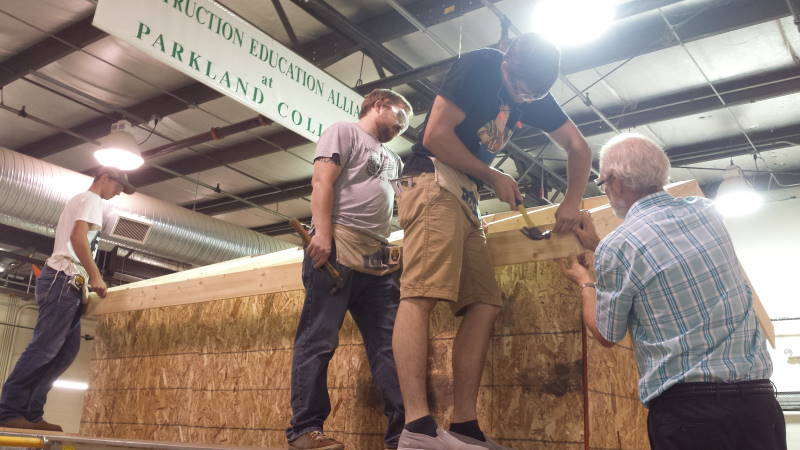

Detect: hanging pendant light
[715,164,763,217]
[94,120,144,170]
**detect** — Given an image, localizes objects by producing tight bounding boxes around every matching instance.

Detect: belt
[657,379,774,402]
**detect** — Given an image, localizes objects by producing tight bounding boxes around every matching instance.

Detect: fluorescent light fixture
[53,379,88,391]
[531,0,617,47]
[94,120,144,170]
[715,165,763,217]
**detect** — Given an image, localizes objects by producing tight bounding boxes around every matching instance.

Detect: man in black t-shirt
[393,34,592,449]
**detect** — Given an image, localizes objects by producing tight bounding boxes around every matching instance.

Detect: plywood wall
[586,335,649,449]
[81,260,606,449]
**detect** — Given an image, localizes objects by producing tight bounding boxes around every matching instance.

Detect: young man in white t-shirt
[0,166,135,432]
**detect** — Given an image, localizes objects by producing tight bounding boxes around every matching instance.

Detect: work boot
[448,430,513,449]
[398,427,487,449]
[33,419,63,432]
[288,430,344,449]
[0,416,46,431]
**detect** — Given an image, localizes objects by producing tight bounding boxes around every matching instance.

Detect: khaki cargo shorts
[396,173,502,315]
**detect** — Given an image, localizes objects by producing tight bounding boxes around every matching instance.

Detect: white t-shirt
[45,191,104,275]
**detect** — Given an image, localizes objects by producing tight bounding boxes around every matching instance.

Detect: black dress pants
[647,380,786,450]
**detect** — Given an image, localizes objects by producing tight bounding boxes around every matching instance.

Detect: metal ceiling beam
[562,0,790,75]
[299,0,506,68]
[667,123,800,165]
[784,0,800,33]
[287,0,437,99]
[138,115,271,160]
[137,0,756,192]
[0,16,105,87]
[128,130,309,187]
[512,66,800,149]
[13,0,783,162]
[11,0,461,159]
[355,56,457,94]
[271,0,301,50]
[185,180,313,216]
[302,0,682,69]
[351,0,792,93]
[17,82,221,158]
[252,219,306,236]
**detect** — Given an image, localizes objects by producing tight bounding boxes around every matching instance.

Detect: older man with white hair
[560,133,785,450]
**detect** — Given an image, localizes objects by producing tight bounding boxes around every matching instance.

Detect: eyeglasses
[387,104,410,133]
[509,75,549,103]
[596,175,612,193]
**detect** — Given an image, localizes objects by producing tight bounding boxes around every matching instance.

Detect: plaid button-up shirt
[594,191,772,405]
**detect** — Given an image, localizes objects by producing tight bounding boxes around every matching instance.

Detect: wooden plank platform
[0,428,274,449]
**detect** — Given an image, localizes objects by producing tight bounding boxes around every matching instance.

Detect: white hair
[599,133,671,193]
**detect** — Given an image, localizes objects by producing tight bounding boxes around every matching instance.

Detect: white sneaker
[398,427,487,450]
[448,430,513,450]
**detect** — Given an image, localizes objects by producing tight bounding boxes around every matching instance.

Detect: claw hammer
[290,219,345,295]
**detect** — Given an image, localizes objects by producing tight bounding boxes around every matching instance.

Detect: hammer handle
[517,204,536,229]
[289,219,343,281]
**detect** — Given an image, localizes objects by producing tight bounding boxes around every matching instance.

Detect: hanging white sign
[93,0,366,142]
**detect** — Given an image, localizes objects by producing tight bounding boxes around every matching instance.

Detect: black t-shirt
[405,48,568,174]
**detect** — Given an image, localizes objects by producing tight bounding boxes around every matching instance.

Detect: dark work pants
[647,380,787,450]
[287,248,404,448]
[0,266,82,423]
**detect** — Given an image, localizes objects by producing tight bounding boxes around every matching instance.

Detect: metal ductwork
[0,147,294,267]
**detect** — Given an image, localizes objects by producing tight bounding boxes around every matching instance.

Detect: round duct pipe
[0,147,294,266]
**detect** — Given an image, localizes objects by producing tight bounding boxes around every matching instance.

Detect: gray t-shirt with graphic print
[314,122,402,242]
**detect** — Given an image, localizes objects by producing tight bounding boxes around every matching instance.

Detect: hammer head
[521,227,552,241]
[329,278,345,295]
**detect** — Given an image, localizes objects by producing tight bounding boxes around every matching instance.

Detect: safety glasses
[387,104,410,133]
[509,75,549,103]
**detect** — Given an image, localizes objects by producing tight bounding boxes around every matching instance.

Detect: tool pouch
[430,157,481,227]
[333,225,401,276]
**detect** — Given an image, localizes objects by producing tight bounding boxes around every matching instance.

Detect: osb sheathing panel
[586,332,648,449]
[82,260,641,449]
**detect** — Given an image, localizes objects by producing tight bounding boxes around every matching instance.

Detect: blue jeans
[0,266,82,423]
[287,248,405,448]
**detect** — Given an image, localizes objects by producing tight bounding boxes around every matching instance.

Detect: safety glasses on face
[509,75,549,103]
[386,104,410,133]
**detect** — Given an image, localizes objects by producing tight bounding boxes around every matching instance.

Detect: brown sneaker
[288,430,344,449]
[34,419,63,432]
[0,416,45,431]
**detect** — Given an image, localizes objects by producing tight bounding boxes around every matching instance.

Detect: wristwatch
[580,282,596,289]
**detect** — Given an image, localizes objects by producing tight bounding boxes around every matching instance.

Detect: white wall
[725,197,800,392]
[725,196,800,447]
[0,292,95,433]
[787,413,800,450]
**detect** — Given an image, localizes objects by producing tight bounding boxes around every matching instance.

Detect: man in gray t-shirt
[315,121,402,242]
[287,89,412,450]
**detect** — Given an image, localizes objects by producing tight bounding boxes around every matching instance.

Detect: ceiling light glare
[531,0,617,47]
[715,165,764,217]
[53,379,89,390]
[94,120,144,171]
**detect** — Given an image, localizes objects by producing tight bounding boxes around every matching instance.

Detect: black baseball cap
[95,166,136,195]
[504,33,561,99]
